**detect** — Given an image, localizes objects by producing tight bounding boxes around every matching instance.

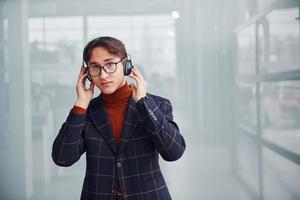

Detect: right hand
[74,66,95,109]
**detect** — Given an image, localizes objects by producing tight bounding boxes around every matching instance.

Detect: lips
[101,81,112,87]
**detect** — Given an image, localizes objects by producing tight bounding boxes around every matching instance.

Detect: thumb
[130,83,137,96]
[130,83,137,90]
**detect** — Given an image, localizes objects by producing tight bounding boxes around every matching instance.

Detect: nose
[99,68,109,79]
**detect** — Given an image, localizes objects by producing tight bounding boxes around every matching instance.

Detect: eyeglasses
[87,59,123,76]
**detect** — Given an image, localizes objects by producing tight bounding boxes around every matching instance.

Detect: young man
[52,36,186,200]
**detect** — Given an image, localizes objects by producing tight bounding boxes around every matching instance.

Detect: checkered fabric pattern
[52,94,186,200]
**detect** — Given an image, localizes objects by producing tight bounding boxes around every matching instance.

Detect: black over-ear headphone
[82,38,133,83]
[123,54,133,76]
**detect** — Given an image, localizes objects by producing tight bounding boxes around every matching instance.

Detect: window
[259,8,300,73]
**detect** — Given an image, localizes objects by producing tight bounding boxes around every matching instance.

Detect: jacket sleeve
[52,110,86,167]
[136,95,186,161]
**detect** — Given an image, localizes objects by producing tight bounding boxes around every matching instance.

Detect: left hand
[129,67,147,102]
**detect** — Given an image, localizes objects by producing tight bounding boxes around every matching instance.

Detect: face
[88,47,126,94]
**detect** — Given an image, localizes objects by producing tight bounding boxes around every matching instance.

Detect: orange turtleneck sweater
[72,82,132,147]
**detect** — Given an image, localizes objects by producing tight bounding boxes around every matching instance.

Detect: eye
[105,63,115,70]
[89,67,99,73]
[90,66,97,70]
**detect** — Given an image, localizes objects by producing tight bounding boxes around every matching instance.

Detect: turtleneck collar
[101,81,132,105]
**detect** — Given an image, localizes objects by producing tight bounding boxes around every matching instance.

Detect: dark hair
[83,36,127,64]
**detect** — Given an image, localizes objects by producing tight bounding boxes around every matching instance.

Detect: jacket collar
[88,95,140,155]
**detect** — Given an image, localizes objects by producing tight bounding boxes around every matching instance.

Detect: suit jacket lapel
[88,95,141,155]
[88,96,117,154]
[118,97,141,153]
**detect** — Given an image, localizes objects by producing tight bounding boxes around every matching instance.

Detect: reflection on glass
[259,7,300,72]
[29,17,83,65]
[261,81,300,153]
[237,24,256,75]
[263,148,300,200]
[236,82,257,130]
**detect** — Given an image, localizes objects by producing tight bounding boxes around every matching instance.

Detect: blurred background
[0,0,300,199]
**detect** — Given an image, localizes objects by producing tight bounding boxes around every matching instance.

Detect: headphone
[82,38,133,82]
[123,54,133,76]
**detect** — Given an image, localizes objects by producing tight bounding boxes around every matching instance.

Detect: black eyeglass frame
[87,58,125,76]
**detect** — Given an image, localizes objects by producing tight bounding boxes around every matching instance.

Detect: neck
[101,81,132,105]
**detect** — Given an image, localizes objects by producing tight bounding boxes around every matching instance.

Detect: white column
[0,0,33,199]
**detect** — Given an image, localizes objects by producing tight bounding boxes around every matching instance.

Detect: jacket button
[117,162,122,168]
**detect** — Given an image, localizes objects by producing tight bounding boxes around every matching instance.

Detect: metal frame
[234,1,300,200]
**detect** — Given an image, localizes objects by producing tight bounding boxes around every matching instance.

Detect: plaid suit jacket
[52,93,186,200]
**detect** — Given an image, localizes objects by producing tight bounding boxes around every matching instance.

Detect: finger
[78,66,85,77]
[132,67,145,81]
[78,73,88,86]
[129,72,142,84]
[78,68,86,82]
[130,73,146,89]
[79,72,87,82]
[130,83,137,91]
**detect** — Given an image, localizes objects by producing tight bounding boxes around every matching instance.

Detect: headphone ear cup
[124,58,133,76]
